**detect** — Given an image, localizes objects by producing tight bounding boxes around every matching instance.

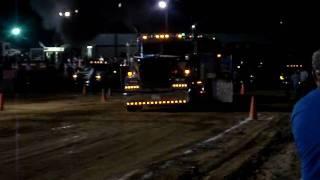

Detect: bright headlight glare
[184,69,191,76]
[127,71,134,78]
[96,75,102,80]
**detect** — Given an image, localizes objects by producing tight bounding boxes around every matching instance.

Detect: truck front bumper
[125,91,189,107]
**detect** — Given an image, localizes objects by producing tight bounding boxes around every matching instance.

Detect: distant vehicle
[124,33,234,111]
[279,64,305,89]
[72,59,121,90]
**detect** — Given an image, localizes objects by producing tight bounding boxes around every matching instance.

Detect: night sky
[1,0,320,53]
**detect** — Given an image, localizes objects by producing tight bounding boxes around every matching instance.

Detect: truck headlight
[127,71,134,78]
[72,74,78,80]
[172,83,188,88]
[95,75,102,81]
[125,85,140,90]
[184,69,191,76]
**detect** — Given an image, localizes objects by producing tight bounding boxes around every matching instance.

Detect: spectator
[291,71,300,97]
[300,68,313,97]
[300,68,309,83]
[292,49,320,180]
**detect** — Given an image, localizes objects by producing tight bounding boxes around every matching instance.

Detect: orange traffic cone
[240,84,245,96]
[82,85,87,96]
[101,88,107,103]
[0,93,4,111]
[248,96,257,120]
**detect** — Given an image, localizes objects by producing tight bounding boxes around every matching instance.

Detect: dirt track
[0,95,298,179]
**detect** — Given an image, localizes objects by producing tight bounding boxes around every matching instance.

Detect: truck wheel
[127,106,143,112]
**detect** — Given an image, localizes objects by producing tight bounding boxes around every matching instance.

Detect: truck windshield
[135,57,188,88]
[91,64,111,71]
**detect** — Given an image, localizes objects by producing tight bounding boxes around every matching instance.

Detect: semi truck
[124,33,234,111]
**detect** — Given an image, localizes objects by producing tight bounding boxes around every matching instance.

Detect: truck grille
[139,60,171,89]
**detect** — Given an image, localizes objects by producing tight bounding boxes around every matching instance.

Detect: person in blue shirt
[292,49,320,179]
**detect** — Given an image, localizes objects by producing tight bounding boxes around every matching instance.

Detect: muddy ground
[0,95,300,179]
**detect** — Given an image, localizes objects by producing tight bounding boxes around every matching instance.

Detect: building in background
[84,34,138,61]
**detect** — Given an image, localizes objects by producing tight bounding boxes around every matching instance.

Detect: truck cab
[125,55,194,111]
[72,59,119,90]
[124,33,233,111]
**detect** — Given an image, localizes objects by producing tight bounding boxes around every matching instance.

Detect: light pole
[191,24,196,30]
[158,0,169,32]
[191,24,198,54]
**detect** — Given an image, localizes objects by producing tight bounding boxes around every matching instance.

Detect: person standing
[300,68,312,97]
[291,70,300,98]
[292,49,320,179]
[300,68,309,83]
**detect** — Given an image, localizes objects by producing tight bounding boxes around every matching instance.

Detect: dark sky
[0,0,320,49]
